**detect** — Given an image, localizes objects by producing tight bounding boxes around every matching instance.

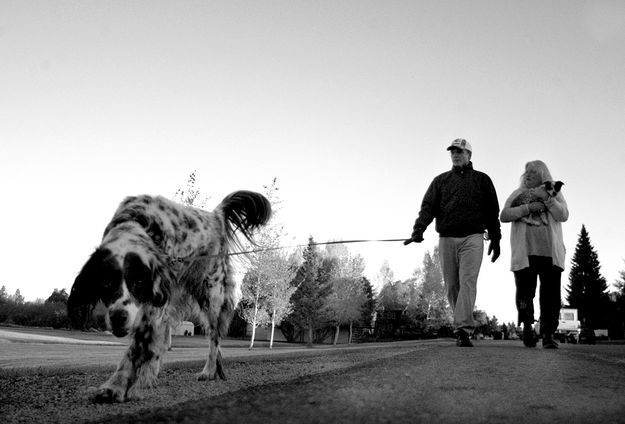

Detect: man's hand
[403,229,424,245]
[488,240,500,263]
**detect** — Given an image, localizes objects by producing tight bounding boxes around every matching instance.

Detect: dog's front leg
[94,310,167,403]
[93,352,137,403]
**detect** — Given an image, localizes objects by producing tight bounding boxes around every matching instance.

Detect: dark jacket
[413,162,501,241]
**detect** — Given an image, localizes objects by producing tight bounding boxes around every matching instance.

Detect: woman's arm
[500,190,532,223]
[545,193,569,222]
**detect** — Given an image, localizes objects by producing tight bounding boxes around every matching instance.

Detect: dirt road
[2,327,625,423]
[95,341,625,424]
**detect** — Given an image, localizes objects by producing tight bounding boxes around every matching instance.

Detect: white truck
[554,308,581,343]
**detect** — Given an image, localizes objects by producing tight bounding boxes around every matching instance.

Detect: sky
[1,0,624,324]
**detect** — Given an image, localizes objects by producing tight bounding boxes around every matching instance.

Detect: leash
[171,237,410,264]
[228,238,409,257]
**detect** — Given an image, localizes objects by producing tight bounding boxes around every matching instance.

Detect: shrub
[0,302,70,328]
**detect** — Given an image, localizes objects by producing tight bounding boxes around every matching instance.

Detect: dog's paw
[196,371,217,382]
[91,385,126,403]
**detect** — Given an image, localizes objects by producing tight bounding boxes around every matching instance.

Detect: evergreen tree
[360,277,377,327]
[287,237,332,347]
[615,261,625,300]
[46,288,69,305]
[0,285,8,304]
[11,289,25,305]
[418,247,449,321]
[566,225,610,328]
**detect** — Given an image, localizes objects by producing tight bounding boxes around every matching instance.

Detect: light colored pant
[439,234,484,333]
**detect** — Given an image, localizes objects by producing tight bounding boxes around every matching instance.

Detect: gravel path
[4,327,625,424]
[1,337,422,424]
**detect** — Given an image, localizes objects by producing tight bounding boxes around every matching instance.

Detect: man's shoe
[542,334,559,349]
[523,326,536,348]
[456,329,473,347]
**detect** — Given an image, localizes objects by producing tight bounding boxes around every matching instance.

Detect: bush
[0,302,70,328]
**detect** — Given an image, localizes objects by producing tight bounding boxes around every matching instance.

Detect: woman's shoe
[523,326,536,347]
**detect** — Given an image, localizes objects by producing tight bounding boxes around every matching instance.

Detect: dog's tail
[219,190,272,249]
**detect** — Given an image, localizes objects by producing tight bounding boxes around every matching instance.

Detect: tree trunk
[348,321,353,344]
[248,292,260,350]
[269,309,276,349]
[333,325,340,345]
[307,319,313,348]
[249,317,257,350]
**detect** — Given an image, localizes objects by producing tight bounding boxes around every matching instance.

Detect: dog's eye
[97,262,123,304]
[123,252,153,302]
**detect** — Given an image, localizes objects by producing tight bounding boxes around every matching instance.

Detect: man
[405,138,501,347]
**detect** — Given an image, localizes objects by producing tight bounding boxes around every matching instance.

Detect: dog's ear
[543,181,553,190]
[150,259,172,307]
[68,248,120,329]
[554,181,564,192]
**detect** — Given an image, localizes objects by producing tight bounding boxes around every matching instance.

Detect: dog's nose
[109,310,128,337]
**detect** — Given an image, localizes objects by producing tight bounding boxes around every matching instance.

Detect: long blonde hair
[519,160,554,189]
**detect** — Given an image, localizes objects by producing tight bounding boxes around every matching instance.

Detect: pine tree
[566,225,609,328]
[0,285,8,304]
[615,262,625,298]
[287,237,331,347]
[418,247,449,321]
[360,277,377,327]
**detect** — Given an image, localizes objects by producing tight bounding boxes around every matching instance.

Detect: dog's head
[543,180,564,197]
[68,235,172,337]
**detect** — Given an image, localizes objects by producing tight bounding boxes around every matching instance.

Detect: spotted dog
[68,191,271,403]
[510,181,564,226]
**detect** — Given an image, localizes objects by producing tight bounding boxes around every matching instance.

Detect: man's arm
[484,174,501,262]
[405,178,438,245]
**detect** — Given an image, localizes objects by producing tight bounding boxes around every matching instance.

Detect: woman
[500,160,569,349]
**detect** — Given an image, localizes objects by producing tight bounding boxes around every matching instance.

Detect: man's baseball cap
[446,138,472,153]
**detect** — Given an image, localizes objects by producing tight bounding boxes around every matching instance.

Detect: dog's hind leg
[197,314,226,381]
[215,349,226,380]
[197,260,236,382]
[93,308,167,403]
[197,331,220,381]
[198,292,234,381]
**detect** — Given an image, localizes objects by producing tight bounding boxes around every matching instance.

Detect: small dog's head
[68,235,172,337]
[543,180,564,197]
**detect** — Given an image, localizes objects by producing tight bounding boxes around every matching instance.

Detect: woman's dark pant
[513,256,562,335]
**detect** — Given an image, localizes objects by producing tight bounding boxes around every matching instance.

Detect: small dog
[510,181,564,226]
[67,191,271,403]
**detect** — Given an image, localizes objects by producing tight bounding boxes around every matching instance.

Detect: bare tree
[240,178,296,349]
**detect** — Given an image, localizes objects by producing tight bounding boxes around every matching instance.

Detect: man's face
[449,148,470,167]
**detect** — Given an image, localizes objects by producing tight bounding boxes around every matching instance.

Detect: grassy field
[0,325,319,374]
[0,325,264,347]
